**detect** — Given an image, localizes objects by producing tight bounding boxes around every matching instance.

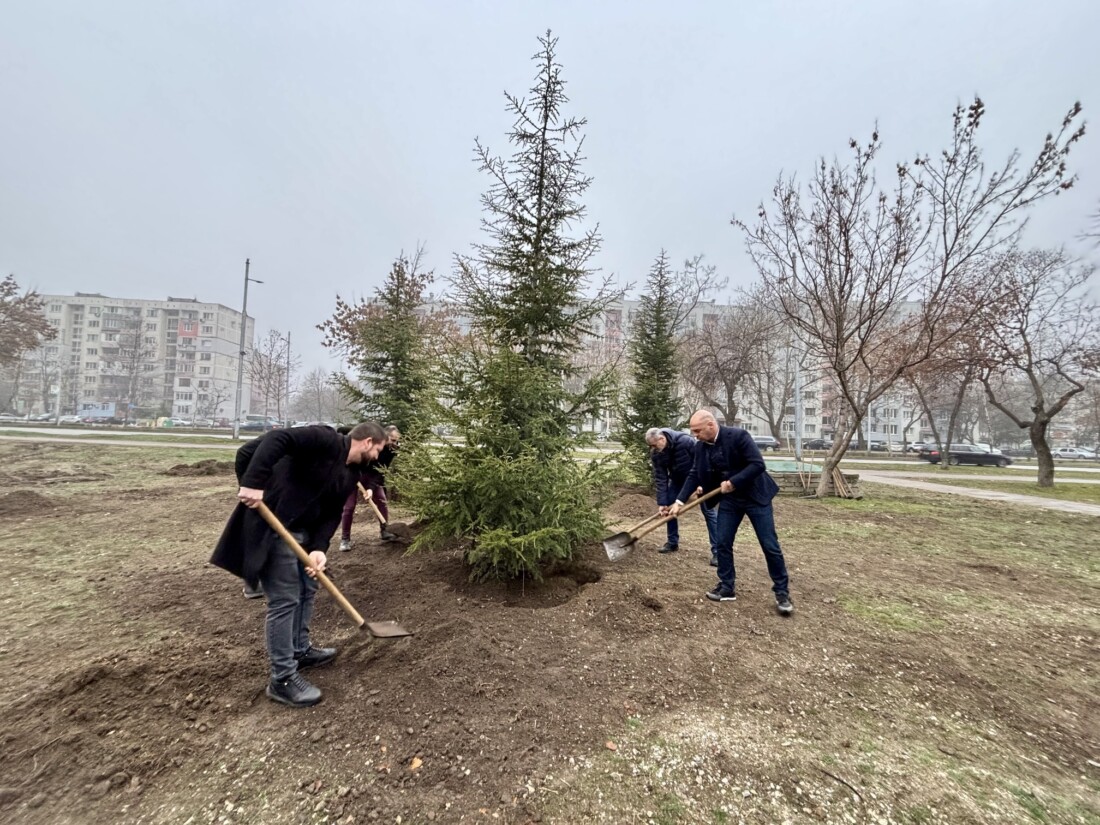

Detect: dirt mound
[164,459,235,477]
[0,490,59,517]
[606,492,657,521]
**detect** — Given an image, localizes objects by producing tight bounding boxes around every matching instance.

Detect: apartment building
[31,292,254,419]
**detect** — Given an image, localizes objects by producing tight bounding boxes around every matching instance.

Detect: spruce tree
[620,250,684,481]
[319,249,436,434]
[398,32,615,581]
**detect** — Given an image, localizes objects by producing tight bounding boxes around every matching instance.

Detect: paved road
[0,434,238,450]
[860,471,1100,516]
[865,470,1100,485]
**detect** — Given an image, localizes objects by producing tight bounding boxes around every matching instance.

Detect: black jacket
[362,442,398,484]
[650,428,696,505]
[676,425,779,507]
[210,426,358,582]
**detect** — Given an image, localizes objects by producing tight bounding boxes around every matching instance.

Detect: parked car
[0,413,28,422]
[803,438,832,451]
[57,414,83,425]
[869,441,889,452]
[917,443,1013,467]
[906,442,927,453]
[752,435,781,452]
[1052,447,1097,460]
[1001,446,1035,458]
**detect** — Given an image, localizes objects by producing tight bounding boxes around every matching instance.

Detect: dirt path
[860,471,1100,515]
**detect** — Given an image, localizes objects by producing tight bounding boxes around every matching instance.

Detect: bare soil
[0,442,1097,824]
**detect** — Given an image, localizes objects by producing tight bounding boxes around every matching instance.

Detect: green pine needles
[397,32,616,581]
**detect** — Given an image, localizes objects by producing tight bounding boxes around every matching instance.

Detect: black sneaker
[266,672,322,708]
[776,594,794,616]
[242,582,264,600]
[709,555,718,567]
[295,646,337,670]
[658,542,679,554]
[705,584,736,602]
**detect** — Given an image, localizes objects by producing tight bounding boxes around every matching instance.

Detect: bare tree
[976,249,1100,486]
[248,330,301,421]
[100,311,159,421]
[292,367,348,422]
[679,289,776,424]
[194,383,232,421]
[734,98,1085,496]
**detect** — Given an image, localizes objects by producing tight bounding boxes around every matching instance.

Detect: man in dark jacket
[670,410,793,615]
[212,422,387,707]
[645,426,718,563]
[340,424,401,549]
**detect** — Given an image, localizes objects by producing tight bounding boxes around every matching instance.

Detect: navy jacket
[676,425,779,507]
[651,428,696,505]
[211,426,358,582]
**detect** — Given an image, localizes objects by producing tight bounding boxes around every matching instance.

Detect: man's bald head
[689,410,720,443]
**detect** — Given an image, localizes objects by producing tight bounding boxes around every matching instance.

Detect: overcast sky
[3,0,1098,373]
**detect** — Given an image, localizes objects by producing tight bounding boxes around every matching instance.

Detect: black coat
[676,425,779,507]
[650,428,696,505]
[210,426,359,582]
[362,442,398,484]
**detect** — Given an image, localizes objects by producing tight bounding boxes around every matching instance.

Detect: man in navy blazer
[646,426,719,562]
[670,410,793,615]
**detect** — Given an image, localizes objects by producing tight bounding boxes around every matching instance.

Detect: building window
[183,322,193,332]
[200,352,212,361]
[50,304,62,312]
[179,378,191,387]
[145,337,156,345]
[83,390,96,398]
[84,376,97,384]
[202,325,213,334]
[146,323,157,331]
[147,309,158,317]
[87,320,99,327]
[86,348,98,355]
[199,367,210,375]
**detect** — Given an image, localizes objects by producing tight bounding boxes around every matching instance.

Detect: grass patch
[1011,786,1050,822]
[839,595,941,632]
[913,478,1100,505]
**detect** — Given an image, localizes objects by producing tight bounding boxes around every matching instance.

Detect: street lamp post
[232,259,263,441]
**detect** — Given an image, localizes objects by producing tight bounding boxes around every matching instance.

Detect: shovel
[602,488,722,561]
[357,481,388,526]
[255,502,412,639]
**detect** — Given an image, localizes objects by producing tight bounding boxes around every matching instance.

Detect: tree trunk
[814,424,859,498]
[1030,420,1055,487]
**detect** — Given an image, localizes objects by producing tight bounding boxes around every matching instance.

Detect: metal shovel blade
[365,621,413,639]
[602,531,636,561]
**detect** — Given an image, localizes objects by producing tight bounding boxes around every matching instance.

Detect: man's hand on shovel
[238,486,263,508]
[305,551,326,578]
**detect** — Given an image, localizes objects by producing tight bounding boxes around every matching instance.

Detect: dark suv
[752,435,781,452]
[917,443,1012,467]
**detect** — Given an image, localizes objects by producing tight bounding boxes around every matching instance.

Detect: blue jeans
[714,498,789,596]
[665,501,719,556]
[258,532,319,680]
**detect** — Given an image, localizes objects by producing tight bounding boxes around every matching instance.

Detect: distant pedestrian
[645,426,719,564]
[670,410,793,615]
[212,422,387,707]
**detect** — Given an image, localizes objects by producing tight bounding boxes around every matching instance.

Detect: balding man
[669,411,793,615]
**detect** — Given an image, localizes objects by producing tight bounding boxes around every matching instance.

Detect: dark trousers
[258,532,319,680]
[714,498,790,596]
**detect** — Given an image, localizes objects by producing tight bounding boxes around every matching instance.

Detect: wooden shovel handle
[633,488,722,542]
[256,502,366,628]
[623,510,664,534]
[357,482,387,525]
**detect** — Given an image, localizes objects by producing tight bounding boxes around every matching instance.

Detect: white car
[1052,447,1097,460]
[58,414,83,425]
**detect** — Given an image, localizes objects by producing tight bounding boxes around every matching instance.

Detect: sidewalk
[859,471,1100,516]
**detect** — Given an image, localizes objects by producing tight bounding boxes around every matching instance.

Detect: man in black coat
[645,426,719,563]
[212,422,387,707]
[670,410,793,615]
